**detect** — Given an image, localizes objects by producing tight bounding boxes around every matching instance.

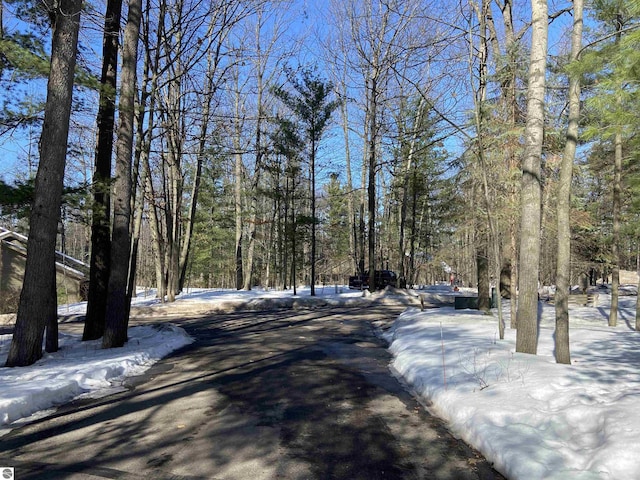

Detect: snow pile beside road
[0,324,193,433]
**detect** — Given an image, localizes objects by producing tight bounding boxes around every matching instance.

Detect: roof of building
[0,227,88,279]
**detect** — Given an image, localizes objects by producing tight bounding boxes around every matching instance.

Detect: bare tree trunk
[367,75,378,292]
[555,0,583,364]
[469,0,493,315]
[609,11,624,327]
[178,54,216,293]
[234,88,244,290]
[398,97,425,287]
[358,180,366,275]
[476,232,491,311]
[127,192,143,307]
[282,175,290,289]
[143,155,166,300]
[243,132,261,291]
[609,130,622,327]
[516,0,548,355]
[138,0,165,301]
[500,0,520,328]
[165,37,184,302]
[83,0,122,341]
[126,44,150,309]
[243,10,267,291]
[291,197,297,295]
[165,145,182,302]
[5,0,80,366]
[358,86,368,278]
[340,84,357,274]
[103,0,141,349]
[409,165,419,286]
[310,133,317,296]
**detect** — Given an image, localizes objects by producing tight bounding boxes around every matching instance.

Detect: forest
[0,0,639,366]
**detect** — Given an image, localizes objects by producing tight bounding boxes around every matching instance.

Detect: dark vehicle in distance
[348,270,398,290]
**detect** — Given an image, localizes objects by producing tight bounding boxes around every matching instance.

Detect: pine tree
[5,0,81,366]
[272,67,339,296]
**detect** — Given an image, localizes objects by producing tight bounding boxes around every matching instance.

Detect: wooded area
[0,0,639,365]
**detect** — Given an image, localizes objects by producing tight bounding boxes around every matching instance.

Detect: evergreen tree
[272,67,339,296]
[580,0,640,327]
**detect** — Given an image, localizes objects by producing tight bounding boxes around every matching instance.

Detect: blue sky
[0,0,579,186]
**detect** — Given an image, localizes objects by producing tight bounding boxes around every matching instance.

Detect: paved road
[0,305,504,479]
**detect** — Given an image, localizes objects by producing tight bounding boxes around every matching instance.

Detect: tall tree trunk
[340,84,357,274]
[103,0,141,349]
[243,12,267,291]
[83,0,123,341]
[5,0,80,367]
[399,98,425,287]
[516,0,548,355]
[609,130,622,327]
[234,89,244,290]
[555,0,583,364]
[359,95,368,277]
[291,196,297,295]
[178,51,218,292]
[502,0,520,328]
[470,0,493,315]
[243,142,261,290]
[165,55,184,302]
[282,175,289,289]
[609,12,624,328]
[127,193,143,309]
[409,165,419,286]
[310,134,317,296]
[476,231,491,311]
[126,53,149,310]
[166,147,182,302]
[138,0,165,300]
[143,154,166,300]
[367,75,378,291]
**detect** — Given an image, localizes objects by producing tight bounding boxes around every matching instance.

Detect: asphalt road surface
[0,305,505,480]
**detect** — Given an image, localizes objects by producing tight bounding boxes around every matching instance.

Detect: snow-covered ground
[1,284,638,480]
[0,323,194,437]
[384,285,640,480]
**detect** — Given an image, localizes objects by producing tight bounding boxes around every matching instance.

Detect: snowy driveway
[0,305,503,480]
